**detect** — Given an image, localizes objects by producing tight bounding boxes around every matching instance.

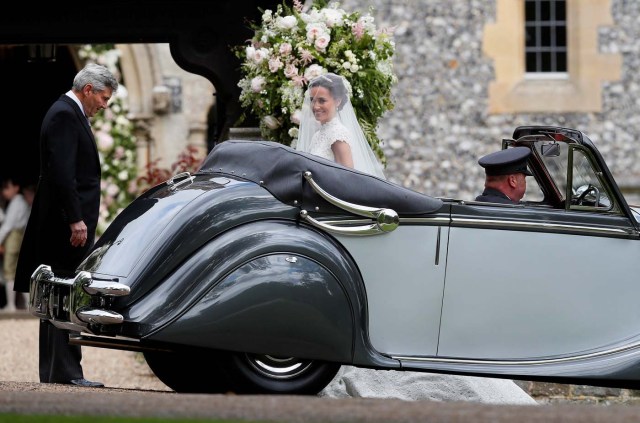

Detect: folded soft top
[200,140,443,216]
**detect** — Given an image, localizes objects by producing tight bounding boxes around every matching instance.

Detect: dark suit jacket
[14,94,101,292]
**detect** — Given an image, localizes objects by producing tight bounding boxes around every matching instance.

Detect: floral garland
[235,0,396,163]
[78,45,138,235]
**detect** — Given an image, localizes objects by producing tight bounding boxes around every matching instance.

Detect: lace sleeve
[325,120,353,147]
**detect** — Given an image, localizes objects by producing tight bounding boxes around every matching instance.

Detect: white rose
[276,15,298,30]
[288,127,299,138]
[262,115,281,130]
[307,9,322,22]
[96,131,114,151]
[279,43,292,56]
[314,33,330,51]
[284,63,299,79]
[350,64,359,72]
[268,57,283,73]
[322,8,344,27]
[304,64,326,80]
[252,48,270,64]
[106,183,119,197]
[118,170,129,181]
[251,76,266,93]
[291,109,302,125]
[245,46,256,61]
[306,22,327,41]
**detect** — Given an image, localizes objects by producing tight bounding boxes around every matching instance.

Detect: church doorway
[0,45,77,187]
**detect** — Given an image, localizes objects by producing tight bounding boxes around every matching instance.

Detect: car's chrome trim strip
[321,216,632,236]
[319,217,450,226]
[451,217,631,236]
[399,217,451,224]
[394,340,640,366]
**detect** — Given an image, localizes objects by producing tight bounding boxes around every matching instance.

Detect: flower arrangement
[235,0,396,163]
[136,145,203,193]
[78,44,138,235]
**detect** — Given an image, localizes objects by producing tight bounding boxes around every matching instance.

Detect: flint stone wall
[342,0,640,204]
[340,0,640,404]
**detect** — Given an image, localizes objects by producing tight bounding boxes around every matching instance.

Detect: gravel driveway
[2,314,640,422]
[0,314,170,391]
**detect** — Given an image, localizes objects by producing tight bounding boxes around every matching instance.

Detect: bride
[296,73,386,179]
[295,74,535,405]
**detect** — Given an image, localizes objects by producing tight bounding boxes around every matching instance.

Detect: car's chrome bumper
[29,264,131,333]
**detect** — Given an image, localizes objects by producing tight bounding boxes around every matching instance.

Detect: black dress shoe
[69,378,105,388]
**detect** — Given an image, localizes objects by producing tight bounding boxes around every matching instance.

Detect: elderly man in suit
[475,146,533,204]
[14,63,118,387]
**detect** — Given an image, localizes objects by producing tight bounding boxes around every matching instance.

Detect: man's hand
[69,220,88,247]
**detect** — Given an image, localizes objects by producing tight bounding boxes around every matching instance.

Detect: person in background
[475,146,533,204]
[22,184,35,208]
[14,63,118,388]
[0,178,29,312]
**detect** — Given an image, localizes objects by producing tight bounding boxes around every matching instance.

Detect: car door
[334,214,448,356]
[439,143,640,360]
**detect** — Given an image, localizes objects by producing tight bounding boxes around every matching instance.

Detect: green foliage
[235,0,397,164]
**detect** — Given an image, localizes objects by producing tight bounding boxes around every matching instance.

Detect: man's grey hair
[72,63,119,93]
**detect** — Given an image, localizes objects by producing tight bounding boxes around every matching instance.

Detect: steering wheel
[573,184,599,206]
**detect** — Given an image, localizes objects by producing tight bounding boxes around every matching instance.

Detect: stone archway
[117,43,215,174]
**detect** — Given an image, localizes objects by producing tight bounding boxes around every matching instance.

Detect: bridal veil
[296,73,386,179]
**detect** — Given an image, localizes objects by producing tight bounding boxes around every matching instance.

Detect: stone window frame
[483,0,621,114]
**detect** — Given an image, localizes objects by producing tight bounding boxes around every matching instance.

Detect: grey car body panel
[442,226,640,359]
[335,223,449,356]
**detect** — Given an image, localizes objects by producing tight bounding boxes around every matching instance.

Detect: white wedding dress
[307,118,353,162]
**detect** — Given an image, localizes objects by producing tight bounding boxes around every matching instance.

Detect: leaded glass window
[525,0,567,73]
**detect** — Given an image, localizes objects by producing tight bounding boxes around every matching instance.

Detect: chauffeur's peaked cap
[478,146,533,176]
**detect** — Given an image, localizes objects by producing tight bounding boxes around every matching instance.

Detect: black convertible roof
[200,140,443,216]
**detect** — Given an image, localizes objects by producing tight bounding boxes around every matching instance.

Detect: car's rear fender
[83,178,297,304]
[121,220,382,364]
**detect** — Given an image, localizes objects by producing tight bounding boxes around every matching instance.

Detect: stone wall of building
[342,0,640,204]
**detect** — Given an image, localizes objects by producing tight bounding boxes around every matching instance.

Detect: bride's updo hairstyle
[309,73,348,111]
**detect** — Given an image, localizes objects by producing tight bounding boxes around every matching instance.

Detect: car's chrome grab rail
[165,171,195,191]
[300,171,399,236]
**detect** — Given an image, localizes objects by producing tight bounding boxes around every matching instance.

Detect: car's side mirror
[541,143,561,157]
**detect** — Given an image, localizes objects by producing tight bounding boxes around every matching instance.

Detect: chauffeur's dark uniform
[475,146,533,204]
[475,187,515,204]
[14,94,101,384]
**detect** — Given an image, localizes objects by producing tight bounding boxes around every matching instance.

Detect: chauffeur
[475,146,533,204]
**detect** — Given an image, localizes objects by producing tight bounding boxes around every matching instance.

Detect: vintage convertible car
[29,125,640,394]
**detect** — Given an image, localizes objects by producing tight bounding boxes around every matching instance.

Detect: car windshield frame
[504,135,620,214]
